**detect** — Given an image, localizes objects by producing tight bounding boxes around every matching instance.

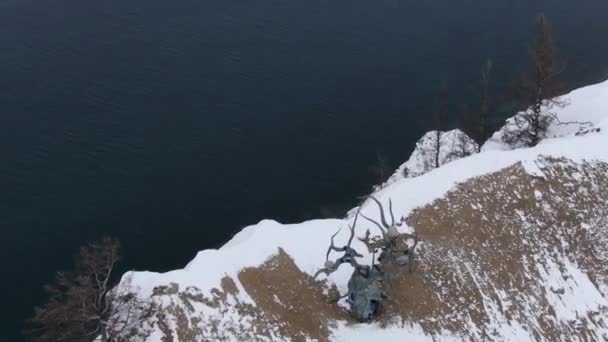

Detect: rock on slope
[120,80,608,341]
[380,129,478,189]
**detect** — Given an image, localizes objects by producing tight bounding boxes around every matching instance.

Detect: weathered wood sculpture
[315,196,418,322]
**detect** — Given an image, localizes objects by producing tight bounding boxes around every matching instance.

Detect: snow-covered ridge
[121,79,608,341]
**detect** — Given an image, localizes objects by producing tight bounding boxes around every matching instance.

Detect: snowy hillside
[119,80,608,341]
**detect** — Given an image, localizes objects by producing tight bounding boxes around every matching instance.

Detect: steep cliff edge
[119,80,608,341]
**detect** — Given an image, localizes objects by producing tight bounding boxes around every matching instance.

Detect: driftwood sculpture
[315,196,418,322]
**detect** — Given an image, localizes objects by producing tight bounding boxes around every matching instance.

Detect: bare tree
[463,59,493,150]
[25,238,154,342]
[502,14,565,147]
[432,81,448,168]
[370,151,391,188]
[478,59,493,145]
[104,275,155,341]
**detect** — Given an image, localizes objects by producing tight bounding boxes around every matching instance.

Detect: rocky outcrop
[380,129,478,190]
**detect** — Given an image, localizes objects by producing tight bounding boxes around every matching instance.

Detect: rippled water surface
[1,0,608,339]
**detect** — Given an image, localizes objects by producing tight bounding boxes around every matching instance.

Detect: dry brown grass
[238,248,348,341]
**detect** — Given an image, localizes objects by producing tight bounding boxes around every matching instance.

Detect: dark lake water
[2,0,608,339]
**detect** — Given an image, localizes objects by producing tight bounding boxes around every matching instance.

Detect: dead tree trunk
[433,81,448,168]
[503,14,564,147]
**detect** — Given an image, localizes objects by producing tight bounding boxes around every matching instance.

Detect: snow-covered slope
[120,79,608,341]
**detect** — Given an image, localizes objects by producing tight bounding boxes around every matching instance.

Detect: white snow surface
[124,79,608,341]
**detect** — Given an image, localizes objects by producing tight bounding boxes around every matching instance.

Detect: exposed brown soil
[238,248,348,341]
